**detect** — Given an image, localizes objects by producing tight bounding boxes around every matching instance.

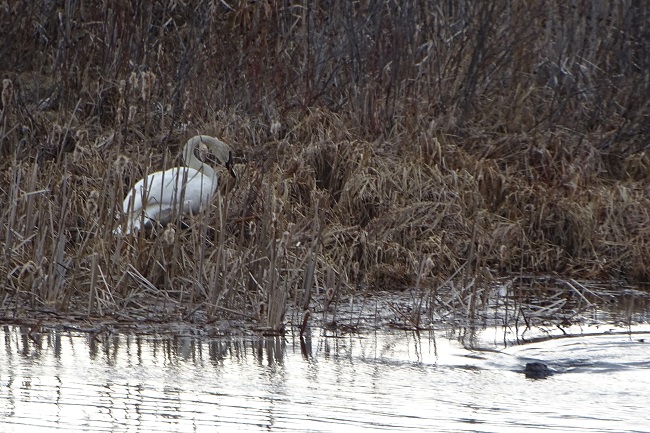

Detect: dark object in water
[524,362,553,379]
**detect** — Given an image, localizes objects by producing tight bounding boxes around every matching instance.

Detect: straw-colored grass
[1,1,649,329]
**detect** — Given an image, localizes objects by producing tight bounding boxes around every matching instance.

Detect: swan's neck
[183,136,216,180]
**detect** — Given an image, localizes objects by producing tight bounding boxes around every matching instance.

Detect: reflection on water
[0,325,649,432]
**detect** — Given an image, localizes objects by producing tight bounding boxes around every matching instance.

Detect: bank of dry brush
[0,1,649,327]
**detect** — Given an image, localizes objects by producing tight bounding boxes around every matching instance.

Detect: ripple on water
[0,326,649,432]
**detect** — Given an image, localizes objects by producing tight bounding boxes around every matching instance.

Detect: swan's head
[189,135,237,179]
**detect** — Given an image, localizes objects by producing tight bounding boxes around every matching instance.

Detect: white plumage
[114,135,236,235]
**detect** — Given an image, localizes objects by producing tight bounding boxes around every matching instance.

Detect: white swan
[114,135,236,235]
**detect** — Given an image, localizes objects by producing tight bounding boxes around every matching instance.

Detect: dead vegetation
[1,1,649,330]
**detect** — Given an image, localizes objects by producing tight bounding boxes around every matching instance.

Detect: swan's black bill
[226,151,237,178]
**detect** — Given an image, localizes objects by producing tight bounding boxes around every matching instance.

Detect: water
[1,325,649,432]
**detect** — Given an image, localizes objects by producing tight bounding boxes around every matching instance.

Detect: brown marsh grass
[1,1,649,330]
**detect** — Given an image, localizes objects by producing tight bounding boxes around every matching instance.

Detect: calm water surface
[1,325,649,432]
